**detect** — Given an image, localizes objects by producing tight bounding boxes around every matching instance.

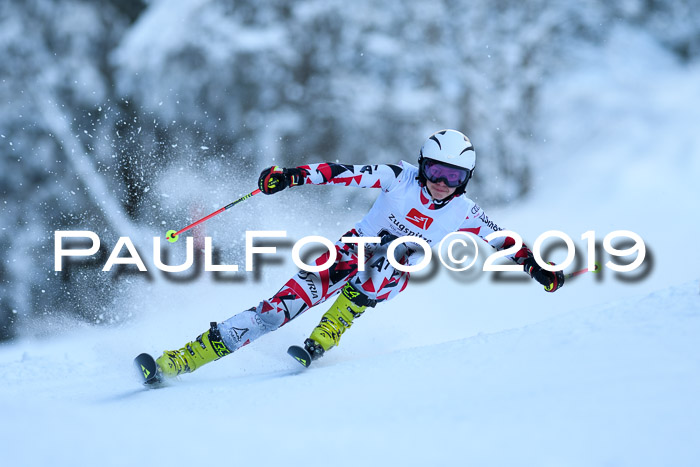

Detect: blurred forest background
[1,0,699,341]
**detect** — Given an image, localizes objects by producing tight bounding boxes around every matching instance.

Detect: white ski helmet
[418,129,476,194]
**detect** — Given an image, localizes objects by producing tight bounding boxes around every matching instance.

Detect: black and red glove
[258,166,307,195]
[523,256,565,292]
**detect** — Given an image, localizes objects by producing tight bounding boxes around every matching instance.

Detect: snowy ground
[1,27,699,467]
[1,280,698,467]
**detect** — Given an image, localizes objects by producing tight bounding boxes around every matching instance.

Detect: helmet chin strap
[424,185,456,206]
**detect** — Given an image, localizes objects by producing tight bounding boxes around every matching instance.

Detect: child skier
[151,129,564,378]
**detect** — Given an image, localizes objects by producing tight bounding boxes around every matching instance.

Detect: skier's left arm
[458,207,565,292]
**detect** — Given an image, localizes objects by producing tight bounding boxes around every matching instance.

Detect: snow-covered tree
[1,0,699,340]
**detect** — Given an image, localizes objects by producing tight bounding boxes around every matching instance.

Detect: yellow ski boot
[155,322,231,378]
[288,283,370,367]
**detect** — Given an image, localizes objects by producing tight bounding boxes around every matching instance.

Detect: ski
[134,352,161,385]
[287,345,313,368]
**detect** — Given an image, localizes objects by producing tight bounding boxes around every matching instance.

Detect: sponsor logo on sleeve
[478,212,502,231]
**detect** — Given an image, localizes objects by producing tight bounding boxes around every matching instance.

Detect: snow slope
[0,281,697,467]
[1,25,699,467]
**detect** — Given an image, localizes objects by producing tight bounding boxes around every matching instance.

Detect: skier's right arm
[258,166,307,195]
[258,162,403,195]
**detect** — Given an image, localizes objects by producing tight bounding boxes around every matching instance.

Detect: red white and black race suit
[218,161,532,352]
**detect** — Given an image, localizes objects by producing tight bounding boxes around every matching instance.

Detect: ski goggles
[421,159,470,187]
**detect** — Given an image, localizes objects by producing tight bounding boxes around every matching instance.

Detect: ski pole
[565,262,601,279]
[165,189,261,243]
[544,262,601,291]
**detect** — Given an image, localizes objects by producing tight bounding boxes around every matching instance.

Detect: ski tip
[134,352,161,385]
[287,345,312,368]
